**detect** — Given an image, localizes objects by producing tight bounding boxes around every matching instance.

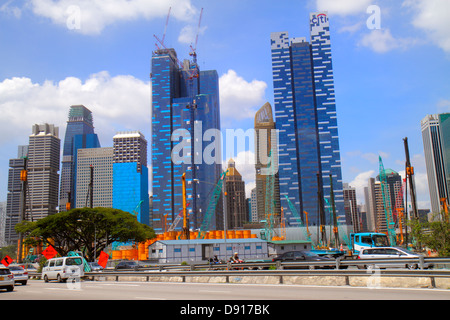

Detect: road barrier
[29,257,450,289]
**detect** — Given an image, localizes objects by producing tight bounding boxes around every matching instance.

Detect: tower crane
[189,7,203,65]
[197,170,228,239]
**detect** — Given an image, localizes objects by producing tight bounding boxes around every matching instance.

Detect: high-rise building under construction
[151,48,221,233]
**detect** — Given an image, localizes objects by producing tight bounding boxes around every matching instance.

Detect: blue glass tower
[60,105,100,210]
[112,131,149,225]
[151,48,221,233]
[270,12,345,227]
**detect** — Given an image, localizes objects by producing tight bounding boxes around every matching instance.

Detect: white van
[42,256,85,282]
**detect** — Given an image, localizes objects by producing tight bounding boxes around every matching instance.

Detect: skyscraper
[225,159,247,229]
[254,102,280,223]
[76,147,113,209]
[60,105,100,210]
[270,12,345,227]
[151,48,221,233]
[421,113,450,215]
[113,131,149,225]
[27,124,60,221]
[4,146,28,245]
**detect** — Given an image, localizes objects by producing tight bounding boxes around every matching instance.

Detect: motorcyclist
[230,252,243,263]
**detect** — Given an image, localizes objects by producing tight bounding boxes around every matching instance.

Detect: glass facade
[112,132,149,225]
[113,162,150,225]
[152,48,221,233]
[60,105,100,210]
[270,12,345,227]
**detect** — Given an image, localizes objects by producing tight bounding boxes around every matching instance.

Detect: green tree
[408,211,450,257]
[16,207,155,261]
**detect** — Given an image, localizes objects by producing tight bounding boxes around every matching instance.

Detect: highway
[2,279,449,300]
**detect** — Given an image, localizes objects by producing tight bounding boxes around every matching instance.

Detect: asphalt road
[1,279,449,300]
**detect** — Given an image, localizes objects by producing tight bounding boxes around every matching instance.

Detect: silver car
[0,265,14,292]
[8,265,28,285]
[357,247,432,269]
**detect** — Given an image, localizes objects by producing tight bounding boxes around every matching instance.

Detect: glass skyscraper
[151,48,221,233]
[60,105,100,210]
[270,12,345,227]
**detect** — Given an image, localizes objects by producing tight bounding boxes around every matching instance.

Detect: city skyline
[1,1,450,213]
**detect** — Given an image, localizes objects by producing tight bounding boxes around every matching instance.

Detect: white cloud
[29,0,196,35]
[403,0,450,53]
[349,170,375,203]
[0,0,21,18]
[178,24,207,45]
[219,69,267,121]
[359,29,418,53]
[316,0,372,15]
[0,71,151,147]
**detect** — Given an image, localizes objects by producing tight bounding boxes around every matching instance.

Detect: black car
[114,261,141,270]
[272,251,333,269]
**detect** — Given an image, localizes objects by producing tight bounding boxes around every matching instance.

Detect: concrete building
[421,113,450,216]
[4,146,28,245]
[343,183,359,232]
[254,102,280,224]
[76,147,113,208]
[27,124,60,221]
[225,159,247,229]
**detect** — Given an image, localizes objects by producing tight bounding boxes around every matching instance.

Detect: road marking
[198,289,232,294]
[134,296,166,300]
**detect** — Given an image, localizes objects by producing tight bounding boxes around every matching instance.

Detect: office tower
[421,113,450,216]
[60,105,100,210]
[4,146,28,245]
[0,202,6,247]
[250,188,257,223]
[270,12,344,227]
[113,131,150,225]
[151,47,221,232]
[366,177,387,232]
[225,159,247,229]
[27,124,60,221]
[75,148,113,208]
[254,102,281,223]
[343,183,359,232]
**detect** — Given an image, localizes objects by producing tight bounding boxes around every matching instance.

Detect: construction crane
[197,170,228,239]
[284,195,313,246]
[168,202,191,232]
[378,156,397,246]
[403,137,419,220]
[394,179,406,244]
[154,7,171,51]
[189,7,203,65]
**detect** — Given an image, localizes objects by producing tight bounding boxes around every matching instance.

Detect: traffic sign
[1,255,13,267]
[97,251,109,268]
[42,245,57,259]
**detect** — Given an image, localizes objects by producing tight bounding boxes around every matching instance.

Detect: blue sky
[1,0,449,211]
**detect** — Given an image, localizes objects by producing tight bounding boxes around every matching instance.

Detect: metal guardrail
[28,257,450,289]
